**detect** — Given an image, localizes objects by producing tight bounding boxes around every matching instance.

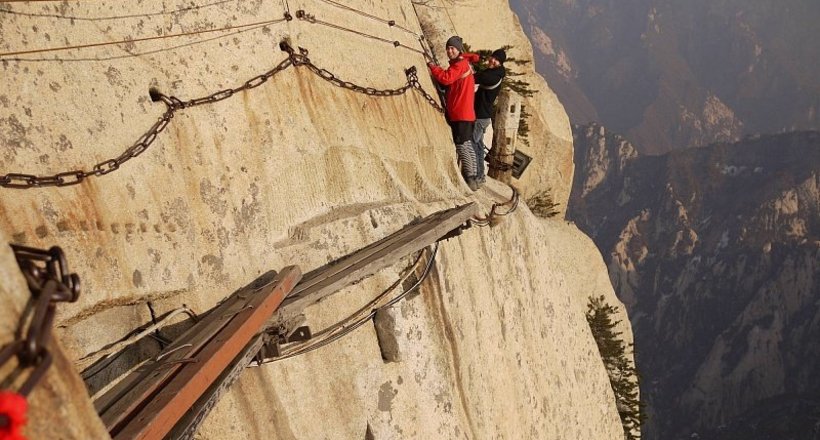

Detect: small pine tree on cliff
[586,295,644,440]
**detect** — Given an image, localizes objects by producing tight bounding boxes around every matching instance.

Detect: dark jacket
[474,65,506,119]
[429,53,478,122]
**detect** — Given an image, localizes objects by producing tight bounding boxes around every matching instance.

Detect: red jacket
[429,53,479,122]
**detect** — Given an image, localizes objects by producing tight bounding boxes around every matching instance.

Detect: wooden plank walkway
[272,202,477,327]
[93,202,476,439]
[96,268,301,439]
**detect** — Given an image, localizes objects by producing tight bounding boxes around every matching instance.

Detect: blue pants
[472,118,492,180]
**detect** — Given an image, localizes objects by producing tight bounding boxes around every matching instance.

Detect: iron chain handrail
[0,40,442,189]
[0,245,80,396]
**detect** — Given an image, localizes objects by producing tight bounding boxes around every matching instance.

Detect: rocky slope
[569,123,820,439]
[0,1,631,438]
[511,0,820,154]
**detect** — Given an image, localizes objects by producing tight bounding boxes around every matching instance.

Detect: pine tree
[586,295,645,440]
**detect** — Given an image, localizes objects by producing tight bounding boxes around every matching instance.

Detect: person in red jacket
[427,36,481,191]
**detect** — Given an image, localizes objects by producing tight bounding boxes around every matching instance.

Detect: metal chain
[0,245,80,396]
[1,37,441,190]
[280,41,443,112]
[406,65,444,113]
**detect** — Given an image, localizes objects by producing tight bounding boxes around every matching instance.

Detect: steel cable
[4,22,276,62]
[0,16,288,58]
[314,0,420,37]
[471,184,520,227]
[294,9,425,56]
[255,243,439,364]
[0,0,236,21]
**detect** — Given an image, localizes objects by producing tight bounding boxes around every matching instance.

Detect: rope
[0,16,288,58]
[77,306,198,376]
[0,0,235,21]
[252,244,438,365]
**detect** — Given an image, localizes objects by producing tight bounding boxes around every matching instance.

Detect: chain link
[0,245,80,396]
[2,41,442,189]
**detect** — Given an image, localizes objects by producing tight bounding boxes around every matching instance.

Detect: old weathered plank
[112,266,301,440]
[273,203,476,325]
[166,336,268,440]
[94,203,475,439]
[95,270,282,432]
[94,271,288,431]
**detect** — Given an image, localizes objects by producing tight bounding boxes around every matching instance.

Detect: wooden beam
[94,271,281,427]
[272,203,476,325]
[111,266,301,440]
[166,335,268,440]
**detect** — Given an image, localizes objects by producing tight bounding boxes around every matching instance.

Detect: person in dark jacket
[428,36,481,191]
[472,49,507,185]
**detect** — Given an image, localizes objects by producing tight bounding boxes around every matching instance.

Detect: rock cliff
[511,0,820,154]
[0,1,631,438]
[569,124,820,439]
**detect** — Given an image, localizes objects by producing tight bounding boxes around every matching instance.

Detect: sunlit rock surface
[0,1,629,438]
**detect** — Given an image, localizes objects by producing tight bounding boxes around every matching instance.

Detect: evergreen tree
[586,295,645,440]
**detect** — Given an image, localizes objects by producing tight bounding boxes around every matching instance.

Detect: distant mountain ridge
[568,124,820,439]
[510,0,820,154]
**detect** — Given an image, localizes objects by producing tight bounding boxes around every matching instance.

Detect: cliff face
[569,124,820,439]
[511,0,820,154]
[0,1,630,439]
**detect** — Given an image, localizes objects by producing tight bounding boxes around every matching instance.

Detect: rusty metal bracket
[285,326,312,344]
[437,223,470,242]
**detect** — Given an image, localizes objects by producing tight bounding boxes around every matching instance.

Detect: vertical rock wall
[413,0,576,211]
[0,1,630,438]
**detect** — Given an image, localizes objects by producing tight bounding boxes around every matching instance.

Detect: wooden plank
[95,270,280,430]
[288,206,454,293]
[112,266,301,440]
[285,204,474,301]
[166,336,268,440]
[97,203,474,438]
[272,203,476,325]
